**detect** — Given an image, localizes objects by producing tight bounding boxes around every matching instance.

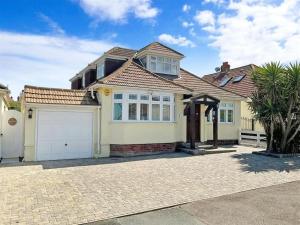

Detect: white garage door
[37,110,93,161]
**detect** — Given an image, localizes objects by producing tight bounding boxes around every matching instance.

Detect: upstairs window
[149,55,179,75]
[97,62,105,79]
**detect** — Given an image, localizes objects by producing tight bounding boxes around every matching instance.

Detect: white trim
[206,102,235,124]
[25,103,100,109]
[112,91,175,123]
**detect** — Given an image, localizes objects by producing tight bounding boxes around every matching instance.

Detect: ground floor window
[113,92,175,122]
[206,102,234,123]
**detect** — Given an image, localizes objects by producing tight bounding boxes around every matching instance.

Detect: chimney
[221,62,230,72]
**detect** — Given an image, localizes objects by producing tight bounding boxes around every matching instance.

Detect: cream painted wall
[97,87,186,156]
[241,100,265,132]
[202,100,242,141]
[23,104,100,161]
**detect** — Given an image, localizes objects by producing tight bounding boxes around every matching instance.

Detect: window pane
[140,95,149,101]
[171,65,177,74]
[151,56,156,61]
[152,104,160,121]
[207,111,212,122]
[158,56,163,62]
[140,104,149,120]
[129,94,137,100]
[157,62,164,72]
[163,105,170,121]
[164,63,171,73]
[113,103,122,120]
[114,94,123,100]
[165,57,171,63]
[163,96,170,102]
[150,62,156,71]
[128,103,137,120]
[228,109,233,122]
[220,109,226,122]
[97,63,104,79]
[152,95,160,101]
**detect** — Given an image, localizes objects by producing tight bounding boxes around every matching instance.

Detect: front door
[1,110,24,158]
[186,104,200,142]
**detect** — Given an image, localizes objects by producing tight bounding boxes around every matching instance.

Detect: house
[202,62,264,132]
[22,42,245,161]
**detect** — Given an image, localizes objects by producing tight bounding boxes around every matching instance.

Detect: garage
[36,110,94,161]
[22,85,99,161]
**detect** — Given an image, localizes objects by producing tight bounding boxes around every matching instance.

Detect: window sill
[111,120,176,124]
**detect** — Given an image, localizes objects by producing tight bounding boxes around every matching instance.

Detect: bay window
[113,92,175,122]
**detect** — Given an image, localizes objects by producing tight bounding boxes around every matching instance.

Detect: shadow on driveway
[232,153,300,173]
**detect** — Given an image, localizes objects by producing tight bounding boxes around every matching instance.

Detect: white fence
[238,129,267,147]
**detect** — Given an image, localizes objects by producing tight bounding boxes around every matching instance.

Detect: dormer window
[97,62,105,79]
[148,55,179,75]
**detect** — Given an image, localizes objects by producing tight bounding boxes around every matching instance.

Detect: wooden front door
[186,105,200,142]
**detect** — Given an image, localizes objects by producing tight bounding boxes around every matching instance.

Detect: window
[152,104,160,121]
[219,76,231,87]
[140,104,149,120]
[163,105,171,121]
[112,92,174,122]
[232,74,245,83]
[113,103,122,120]
[128,103,137,120]
[149,55,179,75]
[97,62,105,79]
[206,103,234,123]
[113,94,123,120]
[219,103,234,123]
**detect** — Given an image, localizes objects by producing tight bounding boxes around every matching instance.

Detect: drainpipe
[97,106,101,155]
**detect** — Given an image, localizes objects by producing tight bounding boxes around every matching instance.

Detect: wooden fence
[238,129,267,147]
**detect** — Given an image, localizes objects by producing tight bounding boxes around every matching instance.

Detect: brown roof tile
[202,64,257,97]
[23,86,98,105]
[173,69,245,100]
[106,47,137,58]
[138,42,184,57]
[97,59,191,93]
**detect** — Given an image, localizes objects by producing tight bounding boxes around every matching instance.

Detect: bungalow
[21,42,245,161]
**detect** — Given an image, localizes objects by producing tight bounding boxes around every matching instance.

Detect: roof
[96,59,192,93]
[173,69,245,100]
[137,42,184,58]
[202,64,257,97]
[106,47,137,58]
[23,86,98,106]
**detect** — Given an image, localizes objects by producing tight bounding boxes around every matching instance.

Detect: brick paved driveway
[1,146,300,225]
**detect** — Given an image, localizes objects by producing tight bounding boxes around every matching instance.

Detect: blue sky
[1,0,300,98]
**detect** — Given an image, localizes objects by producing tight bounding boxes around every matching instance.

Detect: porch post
[213,104,218,148]
[190,101,196,149]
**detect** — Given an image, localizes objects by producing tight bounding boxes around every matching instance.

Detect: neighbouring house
[21,42,245,161]
[202,62,264,132]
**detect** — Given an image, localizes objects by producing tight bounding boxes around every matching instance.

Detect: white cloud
[203,0,225,5]
[182,4,191,13]
[38,13,65,35]
[158,33,196,47]
[194,10,215,26]
[182,21,194,28]
[201,0,300,67]
[76,0,158,22]
[0,31,116,98]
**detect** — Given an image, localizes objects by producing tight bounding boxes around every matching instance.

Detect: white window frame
[147,55,179,75]
[206,102,234,124]
[112,91,175,122]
